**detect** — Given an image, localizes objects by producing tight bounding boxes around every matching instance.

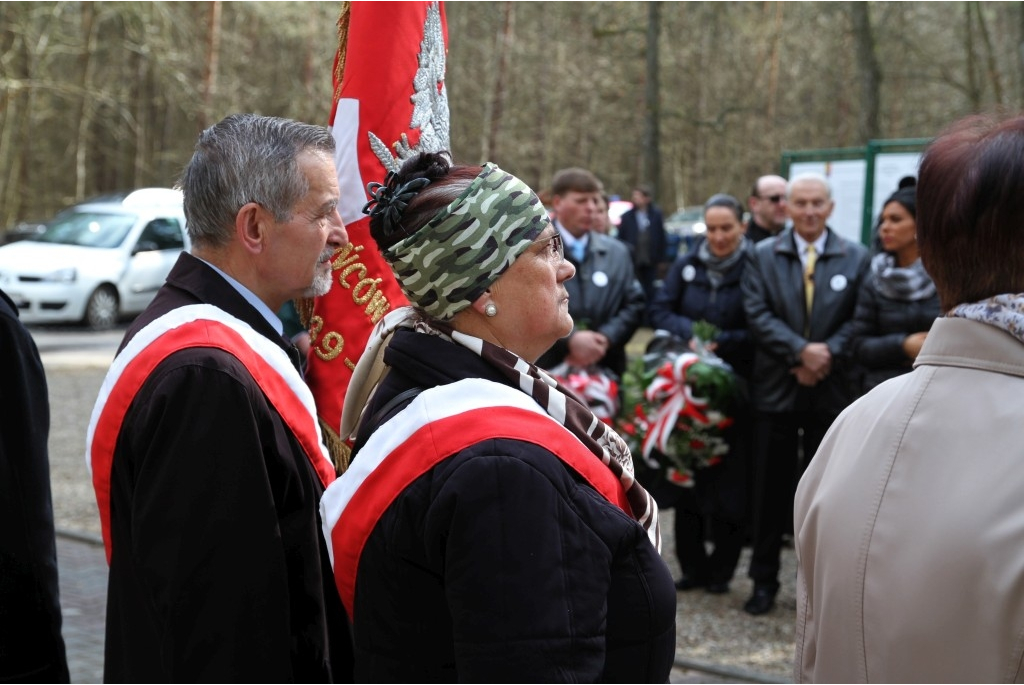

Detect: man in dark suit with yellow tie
[740,172,869,615]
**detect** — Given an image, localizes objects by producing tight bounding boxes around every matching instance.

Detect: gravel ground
[44,358,796,683]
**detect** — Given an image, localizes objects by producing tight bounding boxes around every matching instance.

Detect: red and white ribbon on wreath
[548,363,620,423]
[641,352,711,459]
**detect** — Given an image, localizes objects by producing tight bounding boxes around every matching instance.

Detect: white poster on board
[871,152,922,228]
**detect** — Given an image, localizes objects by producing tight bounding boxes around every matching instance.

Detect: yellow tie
[804,245,817,335]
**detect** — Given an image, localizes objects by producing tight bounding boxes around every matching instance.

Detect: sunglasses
[759,194,785,204]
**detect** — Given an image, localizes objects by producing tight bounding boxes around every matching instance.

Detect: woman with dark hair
[794,112,1024,682]
[848,180,941,395]
[320,152,675,682]
[647,193,754,595]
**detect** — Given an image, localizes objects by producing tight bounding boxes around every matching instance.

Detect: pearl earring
[484,303,498,317]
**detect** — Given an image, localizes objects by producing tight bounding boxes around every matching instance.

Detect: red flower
[669,469,692,485]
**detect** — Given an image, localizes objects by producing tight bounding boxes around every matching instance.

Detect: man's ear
[235,202,267,254]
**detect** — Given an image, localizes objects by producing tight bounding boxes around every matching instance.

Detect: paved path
[57,534,106,684]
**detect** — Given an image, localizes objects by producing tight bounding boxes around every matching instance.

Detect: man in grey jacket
[536,167,645,380]
[740,172,869,615]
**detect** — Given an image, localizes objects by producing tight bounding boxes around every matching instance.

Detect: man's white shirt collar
[793,230,827,268]
[554,220,588,251]
[196,257,284,336]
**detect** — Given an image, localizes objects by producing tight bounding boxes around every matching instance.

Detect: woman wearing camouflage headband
[320,152,675,682]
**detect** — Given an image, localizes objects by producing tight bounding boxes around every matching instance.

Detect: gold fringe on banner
[320,416,352,473]
[334,2,351,104]
[296,297,315,329]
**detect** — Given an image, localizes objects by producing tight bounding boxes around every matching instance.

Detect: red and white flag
[305,1,449,467]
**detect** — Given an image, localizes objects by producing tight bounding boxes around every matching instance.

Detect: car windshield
[33,210,136,248]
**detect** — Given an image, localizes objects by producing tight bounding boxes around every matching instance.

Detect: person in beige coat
[794,111,1024,683]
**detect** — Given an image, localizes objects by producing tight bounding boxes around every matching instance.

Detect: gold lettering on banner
[341,262,368,281]
[363,289,390,322]
[310,241,394,368]
[336,243,392,324]
[333,243,364,271]
[318,331,346,362]
[309,315,344,362]
[352,277,381,304]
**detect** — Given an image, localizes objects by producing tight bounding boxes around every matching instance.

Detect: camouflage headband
[382,163,549,320]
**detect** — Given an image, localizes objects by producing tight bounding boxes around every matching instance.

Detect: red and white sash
[320,378,632,617]
[86,304,335,562]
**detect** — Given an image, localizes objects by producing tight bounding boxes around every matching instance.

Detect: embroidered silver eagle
[368,1,450,173]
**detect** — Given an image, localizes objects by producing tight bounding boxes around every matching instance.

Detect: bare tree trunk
[767,2,783,124]
[200,0,222,132]
[1019,2,1024,106]
[973,2,1004,105]
[74,2,97,200]
[643,1,661,198]
[690,5,710,207]
[850,2,881,142]
[484,1,514,163]
[532,3,553,189]
[0,10,21,228]
[965,2,981,108]
[0,94,26,229]
[12,4,66,221]
[134,42,149,186]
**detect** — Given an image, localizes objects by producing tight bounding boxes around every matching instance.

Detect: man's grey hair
[787,171,833,200]
[178,113,336,248]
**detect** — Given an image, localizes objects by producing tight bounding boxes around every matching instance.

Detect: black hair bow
[362,172,431,237]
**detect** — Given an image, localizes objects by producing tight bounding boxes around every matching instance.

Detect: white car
[0,188,190,329]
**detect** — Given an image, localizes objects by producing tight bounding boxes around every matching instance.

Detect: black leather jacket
[848,271,942,395]
[742,228,870,415]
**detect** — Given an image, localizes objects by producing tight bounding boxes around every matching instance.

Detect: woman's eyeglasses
[533,233,565,263]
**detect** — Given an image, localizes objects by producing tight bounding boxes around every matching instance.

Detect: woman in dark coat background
[850,180,941,396]
[648,193,754,595]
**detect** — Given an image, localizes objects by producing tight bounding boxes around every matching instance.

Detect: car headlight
[42,267,77,283]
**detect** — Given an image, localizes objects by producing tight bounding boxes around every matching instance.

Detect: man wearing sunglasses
[747,175,789,243]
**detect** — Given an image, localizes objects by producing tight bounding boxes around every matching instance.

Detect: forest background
[2,1,1021,233]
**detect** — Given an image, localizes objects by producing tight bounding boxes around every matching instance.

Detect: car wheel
[85,286,119,330]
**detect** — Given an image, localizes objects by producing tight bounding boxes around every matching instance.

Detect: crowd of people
[8,109,1022,683]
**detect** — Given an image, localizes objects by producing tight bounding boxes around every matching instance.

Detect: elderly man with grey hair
[87,114,353,681]
[739,172,869,615]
